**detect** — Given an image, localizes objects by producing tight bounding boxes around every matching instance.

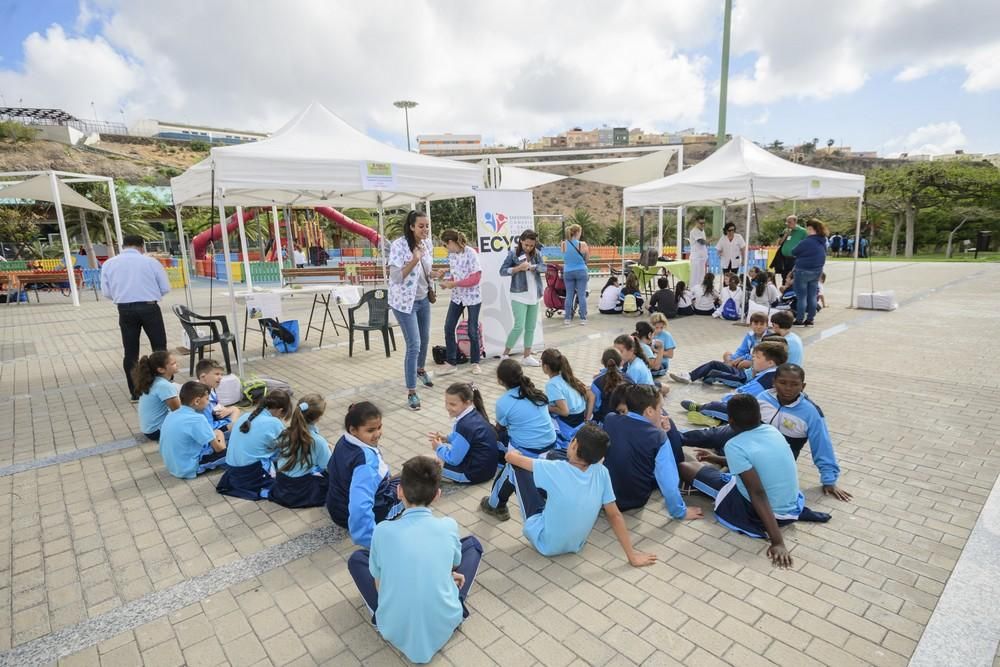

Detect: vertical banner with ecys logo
[475,189,543,357]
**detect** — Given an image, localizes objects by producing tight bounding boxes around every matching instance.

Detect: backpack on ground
[456,319,485,360]
[241,377,293,405]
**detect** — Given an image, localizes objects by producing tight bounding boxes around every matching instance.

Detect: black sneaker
[417,370,434,388]
[479,497,510,521]
[804,320,815,326]
[792,319,805,326]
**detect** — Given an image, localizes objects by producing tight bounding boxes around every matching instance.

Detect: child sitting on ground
[614,333,656,388]
[428,383,498,485]
[634,322,668,378]
[347,456,484,664]
[769,311,804,366]
[678,394,831,567]
[269,394,332,508]
[598,276,623,315]
[670,312,769,386]
[681,363,852,502]
[480,360,557,521]
[590,349,633,424]
[159,381,228,479]
[217,390,291,500]
[713,274,745,320]
[674,281,694,316]
[603,385,701,520]
[649,313,677,375]
[681,341,788,425]
[134,351,180,440]
[648,276,678,318]
[501,423,657,565]
[195,359,241,439]
[541,349,594,447]
[327,402,402,548]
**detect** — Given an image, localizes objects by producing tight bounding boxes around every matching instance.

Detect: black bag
[432,346,447,365]
[260,318,295,344]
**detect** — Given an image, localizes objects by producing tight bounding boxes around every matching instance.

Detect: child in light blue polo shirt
[348,456,483,664]
[217,390,290,500]
[769,311,804,366]
[159,381,227,479]
[501,424,657,566]
[269,394,332,508]
[614,334,655,387]
[541,349,593,448]
[134,351,180,439]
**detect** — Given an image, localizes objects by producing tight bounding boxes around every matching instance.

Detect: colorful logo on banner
[483,212,508,233]
[478,211,534,253]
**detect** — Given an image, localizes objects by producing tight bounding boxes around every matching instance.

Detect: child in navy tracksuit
[216,391,290,500]
[480,359,556,522]
[590,348,633,424]
[603,385,701,522]
[269,394,333,508]
[669,312,769,388]
[681,341,787,423]
[326,402,403,548]
[429,383,498,484]
[541,349,594,448]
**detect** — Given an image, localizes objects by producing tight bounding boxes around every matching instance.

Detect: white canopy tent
[169,102,483,374]
[0,170,124,307]
[623,137,866,302]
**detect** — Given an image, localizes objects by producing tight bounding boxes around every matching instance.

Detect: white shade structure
[622,137,867,305]
[0,174,108,213]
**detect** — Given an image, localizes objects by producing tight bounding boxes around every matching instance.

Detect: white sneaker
[521,356,542,367]
[439,364,458,376]
[501,354,510,361]
[579,319,588,326]
[471,364,482,375]
[563,320,572,327]
[669,372,692,384]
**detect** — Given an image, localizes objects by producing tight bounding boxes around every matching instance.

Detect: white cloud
[882,121,966,156]
[0,0,717,145]
[729,0,1000,104]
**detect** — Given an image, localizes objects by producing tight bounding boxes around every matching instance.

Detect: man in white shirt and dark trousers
[101,235,171,401]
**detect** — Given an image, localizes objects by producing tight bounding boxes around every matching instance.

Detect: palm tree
[768,140,785,152]
[565,208,604,245]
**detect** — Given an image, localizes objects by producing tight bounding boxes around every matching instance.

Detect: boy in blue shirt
[195,359,240,439]
[769,311,804,366]
[501,424,657,566]
[347,456,483,664]
[678,394,830,567]
[670,312,770,387]
[681,340,787,425]
[159,381,228,479]
[603,385,702,521]
[682,364,852,503]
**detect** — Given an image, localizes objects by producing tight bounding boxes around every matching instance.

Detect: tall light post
[712,0,733,237]
[393,100,418,151]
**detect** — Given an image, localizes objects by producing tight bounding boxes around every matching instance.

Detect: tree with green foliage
[0,208,41,258]
[429,197,476,242]
[565,208,604,245]
[0,121,39,142]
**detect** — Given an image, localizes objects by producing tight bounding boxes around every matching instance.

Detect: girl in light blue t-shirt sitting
[134,351,180,440]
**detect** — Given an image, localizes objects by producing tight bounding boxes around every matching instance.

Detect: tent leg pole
[620,198,626,273]
[676,207,683,259]
[271,205,283,285]
[49,171,80,307]
[235,206,254,291]
[657,206,664,257]
[848,196,863,308]
[217,200,244,377]
[377,194,387,284]
[107,178,125,252]
[174,206,193,309]
[284,207,295,266]
[424,198,432,240]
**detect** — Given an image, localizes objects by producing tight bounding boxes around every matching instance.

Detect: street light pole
[393,100,418,151]
[713,0,733,237]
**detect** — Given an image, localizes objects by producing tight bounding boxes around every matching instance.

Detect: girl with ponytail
[591,348,633,424]
[614,334,656,387]
[217,390,291,501]
[540,349,595,447]
[479,359,557,521]
[134,350,180,440]
[428,383,498,484]
[269,395,331,508]
[437,228,484,375]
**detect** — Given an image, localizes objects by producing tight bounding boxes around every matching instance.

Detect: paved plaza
[1,260,999,666]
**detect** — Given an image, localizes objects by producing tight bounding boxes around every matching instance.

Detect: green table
[631,260,691,291]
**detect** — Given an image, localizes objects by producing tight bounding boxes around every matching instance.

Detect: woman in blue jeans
[435,229,483,375]
[791,219,828,326]
[560,224,589,325]
[388,211,435,411]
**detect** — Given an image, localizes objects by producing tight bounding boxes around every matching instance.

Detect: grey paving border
[0,437,143,478]
[0,524,348,666]
[908,468,1000,667]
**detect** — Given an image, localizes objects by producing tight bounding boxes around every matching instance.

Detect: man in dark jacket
[648,276,678,318]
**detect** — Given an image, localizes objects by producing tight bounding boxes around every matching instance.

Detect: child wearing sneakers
[428,383,499,485]
[678,394,831,567]
[669,312,769,386]
[603,385,702,520]
[502,424,657,565]
[681,341,788,424]
[769,311,804,366]
[159,381,228,479]
[195,359,240,438]
[348,456,483,664]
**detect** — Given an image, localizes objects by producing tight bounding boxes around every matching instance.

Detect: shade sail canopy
[0,174,107,212]
[623,136,864,207]
[574,147,679,188]
[482,163,565,190]
[171,102,482,207]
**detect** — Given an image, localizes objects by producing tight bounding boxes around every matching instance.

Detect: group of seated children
[597,273,645,315]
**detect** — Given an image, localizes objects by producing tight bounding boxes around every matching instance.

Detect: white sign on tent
[474,190,543,357]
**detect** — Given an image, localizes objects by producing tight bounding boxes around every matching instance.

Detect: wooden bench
[281,265,387,287]
[1,270,89,302]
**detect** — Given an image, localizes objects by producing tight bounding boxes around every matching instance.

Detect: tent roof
[0,173,107,212]
[623,136,864,207]
[171,102,482,207]
[574,147,679,188]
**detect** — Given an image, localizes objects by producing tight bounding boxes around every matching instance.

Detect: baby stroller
[544,264,587,318]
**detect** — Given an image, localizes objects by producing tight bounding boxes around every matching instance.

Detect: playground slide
[315,207,381,246]
[191,208,261,259]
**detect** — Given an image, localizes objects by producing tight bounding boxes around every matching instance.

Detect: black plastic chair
[347,289,396,358]
[172,305,238,375]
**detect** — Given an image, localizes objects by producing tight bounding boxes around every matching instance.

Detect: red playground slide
[191,208,261,259]
[315,207,381,246]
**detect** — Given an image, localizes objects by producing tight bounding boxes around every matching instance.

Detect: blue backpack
[721,298,740,321]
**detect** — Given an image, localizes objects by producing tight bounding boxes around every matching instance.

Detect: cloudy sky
[1,0,998,156]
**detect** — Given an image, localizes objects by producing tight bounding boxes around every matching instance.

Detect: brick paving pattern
[1,260,998,665]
